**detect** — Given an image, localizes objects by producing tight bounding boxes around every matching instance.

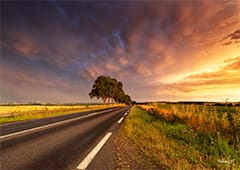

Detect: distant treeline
[0,103,107,106]
[138,101,240,107]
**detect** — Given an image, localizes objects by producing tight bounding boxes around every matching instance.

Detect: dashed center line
[76,132,112,170]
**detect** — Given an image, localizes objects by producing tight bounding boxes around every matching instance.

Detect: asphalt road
[0,106,130,170]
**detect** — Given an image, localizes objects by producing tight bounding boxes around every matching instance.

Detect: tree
[89,76,110,104]
[109,78,118,104]
[123,94,132,105]
[89,75,133,105]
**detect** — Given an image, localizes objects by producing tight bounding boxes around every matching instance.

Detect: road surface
[0,106,130,170]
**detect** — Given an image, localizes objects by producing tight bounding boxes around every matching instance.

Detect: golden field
[0,104,124,123]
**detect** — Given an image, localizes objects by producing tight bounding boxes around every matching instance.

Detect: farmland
[123,104,240,169]
[0,104,123,123]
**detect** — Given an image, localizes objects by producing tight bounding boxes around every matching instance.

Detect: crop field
[124,104,240,169]
[0,104,123,123]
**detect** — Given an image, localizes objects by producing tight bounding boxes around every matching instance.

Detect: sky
[1,0,240,103]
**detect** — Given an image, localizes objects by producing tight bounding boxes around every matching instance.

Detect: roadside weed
[124,105,240,169]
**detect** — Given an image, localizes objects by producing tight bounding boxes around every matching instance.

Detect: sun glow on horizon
[154,54,240,102]
[1,1,240,103]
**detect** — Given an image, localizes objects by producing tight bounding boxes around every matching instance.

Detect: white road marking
[0,109,115,139]
[117,117,124,124]
[125,107,131,116]
[76,132,112,170]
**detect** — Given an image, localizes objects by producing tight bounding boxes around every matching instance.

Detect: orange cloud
[222,29,240,46]
[118,57,128,65]
[1,1,240,102]
[11,32,41,59]
[164,56,240,94]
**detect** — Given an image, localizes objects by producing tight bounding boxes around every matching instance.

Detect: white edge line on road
[124,108,130,116]
[76,132,112,170]
[117,117,124,124]
[0,109,115,139]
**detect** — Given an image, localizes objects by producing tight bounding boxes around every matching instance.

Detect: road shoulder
[114,127,162,170]
[87,106,162,170]
[85,118,120,170]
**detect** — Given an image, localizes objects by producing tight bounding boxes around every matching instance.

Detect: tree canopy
[89,75,133,105]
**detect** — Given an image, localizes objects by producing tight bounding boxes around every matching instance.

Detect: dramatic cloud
[1,1,240,103]
[222,29,240,45]
[160,57,240,101]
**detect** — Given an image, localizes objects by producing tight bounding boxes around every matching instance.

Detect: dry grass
[123,105,240,169]
[140,104,240,135]
[0,104,124,123]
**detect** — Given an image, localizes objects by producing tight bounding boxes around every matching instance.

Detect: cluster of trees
[89,76,133,105]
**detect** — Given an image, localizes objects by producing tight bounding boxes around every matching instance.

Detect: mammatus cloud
[222,29,240,46]
[1,1,240,102]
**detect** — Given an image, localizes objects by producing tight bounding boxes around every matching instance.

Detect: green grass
[0,104,123,123]
[123,106,239,169]
[141,104,240,150]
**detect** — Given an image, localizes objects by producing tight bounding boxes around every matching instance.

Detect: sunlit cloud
[222,29,240,46]
[1,1,240,103]
[160,57,240,101]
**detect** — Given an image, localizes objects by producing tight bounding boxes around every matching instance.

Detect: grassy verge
[0,104,123,123]
[123,105,239,169]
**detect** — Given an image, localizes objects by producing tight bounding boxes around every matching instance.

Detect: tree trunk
[103,96,107,105]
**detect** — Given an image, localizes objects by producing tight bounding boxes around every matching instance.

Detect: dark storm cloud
[1,0,239,102]
[222,29,240,45]
[1,1,128,69]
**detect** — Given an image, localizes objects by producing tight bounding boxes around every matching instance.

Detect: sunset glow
[1,1,240,103]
